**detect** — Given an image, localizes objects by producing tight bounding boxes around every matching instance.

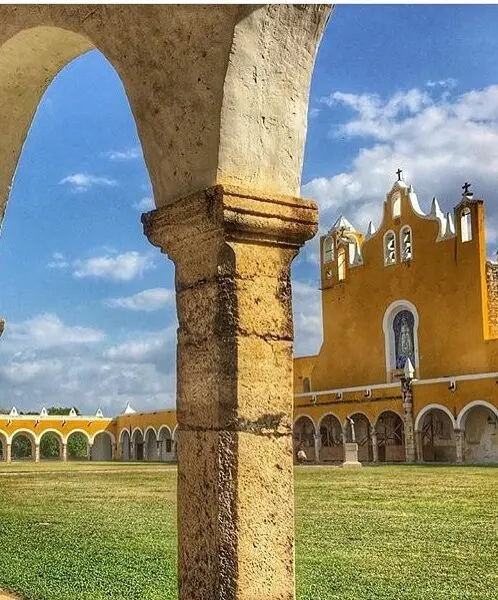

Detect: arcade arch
[131,428,144,461]
[318,413,343,462]
[375,411,405,462]
[119,429,131,462]
[11,430,36,461]
[346,413,372,463]
[416,406,456,463]
[92,431,114,461]
[457,401,498,463]
[144,427,158,461]
[66,430,91,461]
[293,415,316,462]
[39,430,63,460]
[158,425,174,461]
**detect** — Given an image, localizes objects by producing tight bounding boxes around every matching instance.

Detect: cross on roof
[462,182,472,195]
[396,168,403,181]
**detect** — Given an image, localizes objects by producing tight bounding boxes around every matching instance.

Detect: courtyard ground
[0,463,496,600]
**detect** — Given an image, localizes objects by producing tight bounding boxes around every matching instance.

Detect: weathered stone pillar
[402,392,416,463]
[5,443,11,463]
[34,443,40,463]
[143,184,317,600]
[61,442,68,462]
[455,429,465,463]
[415,430,423,462]
[314,433,321,464]
[370,427,379,463]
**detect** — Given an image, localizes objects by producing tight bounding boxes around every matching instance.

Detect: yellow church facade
[294,176,498,464]
[1,176,497,464]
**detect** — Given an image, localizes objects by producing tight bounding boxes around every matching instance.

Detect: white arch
[92,430,115,445]
[172,425,178,439]
[131,426,144,441]
[158,424,172,438]
[38,428,64,443]
[64,428,91,445]
[373,409,404,428]
[414,404,456,432]
[144,426,158,442]
[382,299,420,381]
[317,412,343,431]
[293,414,317,434]
[345,410,372,428]
[8,428,38,445]
[456,400,498,430]
[383,229,397,265]
[119,428,131,443]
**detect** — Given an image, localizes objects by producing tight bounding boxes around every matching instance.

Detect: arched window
[303,378,311,393]
[384,231,396,265]
[323,236,334,263]
[460,207,472,242]
[400,226,413,262]
[392,194,401,219]
[338,247,346,281]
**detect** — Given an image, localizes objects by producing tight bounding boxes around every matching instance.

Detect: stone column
[34,444,40,463]
[415,430,423,463]
[61,443,68,462]
[455,429,465,463]
[314,433,321,464]
[371,427,379,463]
[142,184,317,600]
[402,380,416,463]
[5,443,11,463]
[87,443,93,461]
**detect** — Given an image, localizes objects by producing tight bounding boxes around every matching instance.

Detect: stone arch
[39,429,64,460]
[375,410,405,462]
[457,401,498,464]
[131,427,144,461]
[346,412,372,463]
[119,429,131,462]
[144,426,158,461]
[92,431,114,461]
[414,403,456,432]
[417,406,456,463]
[383,299,420,380]
[158,425,174,462]
[11,429,36,461]
[0,430,7,461]
[66,429,91,461]
[293,415,316,462]
[318,413,343,463]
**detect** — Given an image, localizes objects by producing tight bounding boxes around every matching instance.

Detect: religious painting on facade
[393,310,415,368]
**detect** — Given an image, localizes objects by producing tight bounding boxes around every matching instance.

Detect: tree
[40,433,61,459]
[11,435,32,459]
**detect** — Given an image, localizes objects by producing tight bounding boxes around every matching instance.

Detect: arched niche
[375,411,405,462]
[318,413,343,463]
[346,413,372,463]
[383,299,420,381]
[92,431,114,461]
[417,407,456,463]
[293,415,316,462]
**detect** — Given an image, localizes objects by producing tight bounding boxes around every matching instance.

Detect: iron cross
[396,168,403,181]
[462,182,472,195]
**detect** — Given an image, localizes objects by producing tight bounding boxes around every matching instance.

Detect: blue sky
[2,5,498,415]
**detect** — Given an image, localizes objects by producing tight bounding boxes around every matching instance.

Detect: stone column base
[343,443,362,468]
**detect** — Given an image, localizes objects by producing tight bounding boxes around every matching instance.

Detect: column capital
[141,184,318,260]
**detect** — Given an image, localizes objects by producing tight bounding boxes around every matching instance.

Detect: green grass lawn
[0,463,496,600]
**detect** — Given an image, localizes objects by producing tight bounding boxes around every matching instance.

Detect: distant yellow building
[293,175,498,464]
[2,175,497,465]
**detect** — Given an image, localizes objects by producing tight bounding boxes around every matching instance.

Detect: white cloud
[73,251,155,281]
[47,252,69,270]
[304,84,498,249]
[59,173,118,192]
[0,317,176,415]
[103,328,174,364]
[426,78,457,89]
[292,279,323,357]
[5,314,105,351]
[132,196,155,212]
[105,288,174,311]
[102,146,142,161]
